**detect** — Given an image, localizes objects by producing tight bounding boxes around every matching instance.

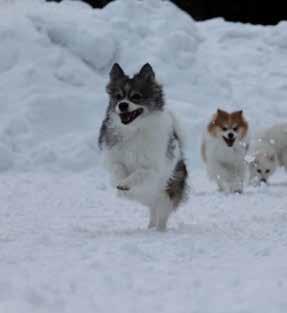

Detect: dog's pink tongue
[120,112,131,124]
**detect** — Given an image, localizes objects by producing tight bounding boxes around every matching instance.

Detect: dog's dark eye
[265,169,270,174]
[222,127,228,131]
[131,93,142,102]
[257,169,262,174]
[233,126,238,132]
[115,93,123,101]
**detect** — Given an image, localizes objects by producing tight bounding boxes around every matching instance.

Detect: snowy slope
[0,0,287,312]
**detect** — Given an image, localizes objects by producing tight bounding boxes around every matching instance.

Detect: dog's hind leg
[279,147,287,170]
[155,193,174,232]
[148,207,157,229]
[109,163,127,188]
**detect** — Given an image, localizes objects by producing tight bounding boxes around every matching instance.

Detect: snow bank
[0,0,286,171]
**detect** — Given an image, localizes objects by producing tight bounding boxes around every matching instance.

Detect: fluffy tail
[166,160,188,209]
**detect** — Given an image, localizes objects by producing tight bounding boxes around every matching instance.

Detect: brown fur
[207,109,248,139]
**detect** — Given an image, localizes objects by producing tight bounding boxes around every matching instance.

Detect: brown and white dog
[201,109,249,193]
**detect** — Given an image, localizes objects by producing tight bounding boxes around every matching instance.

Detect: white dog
[248,123,287,185]
[201,109,250,193]
[98,63,188,231]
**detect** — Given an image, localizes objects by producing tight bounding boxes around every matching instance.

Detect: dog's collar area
[223,136,235,147]
[120,108,143,125]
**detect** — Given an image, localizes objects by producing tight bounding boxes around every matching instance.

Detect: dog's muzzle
[119,108,144,125]
[223,136,235,147]
[117,101,144,125]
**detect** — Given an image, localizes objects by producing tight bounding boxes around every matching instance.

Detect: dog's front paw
[116,184,130,191]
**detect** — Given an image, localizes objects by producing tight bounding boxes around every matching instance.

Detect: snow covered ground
[0,0,287,312]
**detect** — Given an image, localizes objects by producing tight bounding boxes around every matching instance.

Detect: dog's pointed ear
[217,108,228,116]
[110,63,125,80]
[138,63,155,81]
[234,110,243,116]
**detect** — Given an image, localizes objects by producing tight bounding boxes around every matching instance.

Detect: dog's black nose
[118,102,129,112]
[260,178,267,183]
[228,132,234,139]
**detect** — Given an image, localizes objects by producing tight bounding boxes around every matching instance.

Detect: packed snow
[0,0,287,312]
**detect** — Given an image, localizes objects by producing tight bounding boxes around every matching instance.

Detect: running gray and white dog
[98,63,188,231]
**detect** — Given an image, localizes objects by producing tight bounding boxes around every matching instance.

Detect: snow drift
[0,0,287,172]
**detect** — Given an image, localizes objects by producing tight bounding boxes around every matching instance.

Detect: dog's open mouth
[120,108,143,125]
[223,137,235,147]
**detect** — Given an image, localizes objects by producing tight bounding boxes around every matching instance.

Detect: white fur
[102,110,182,231]
[248,123,287,185]
[115,99,139,114]
[203,131,249,193]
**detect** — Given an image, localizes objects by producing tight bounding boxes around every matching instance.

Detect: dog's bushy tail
[166,159,188,209]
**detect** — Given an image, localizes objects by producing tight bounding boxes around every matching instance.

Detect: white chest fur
[104,110,180,189]
[205,134,248,166]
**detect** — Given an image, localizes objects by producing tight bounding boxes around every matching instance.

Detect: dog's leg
[110,163,127,188]
[230,178,244,193]
[155,193,174,232]
[148,207,157,229]
[119,168,155,190]
[279,148,287,170]
[230,165,245,193]
[207,161,228,192]
[216,170,239,193]
[212,162,245,193]
[216,176,227,192]
[212,164,231,192]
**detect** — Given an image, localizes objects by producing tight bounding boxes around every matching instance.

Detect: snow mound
[0,0,286,170]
